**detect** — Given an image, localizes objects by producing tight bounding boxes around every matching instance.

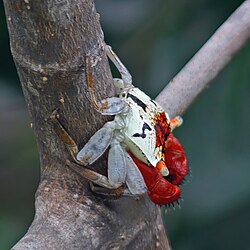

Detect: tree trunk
[4,0,170,249]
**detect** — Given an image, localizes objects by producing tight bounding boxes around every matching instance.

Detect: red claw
[129,133,188,206]
[130,154,181,205]
[164,134,188,185]
[148,176,181,205]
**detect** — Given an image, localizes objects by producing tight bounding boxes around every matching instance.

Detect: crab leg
[67,161,118,189]
[85,56,127,115]
[76,121,115,165]
[107,139,127,186]
[123,150,147,195]
[50,110,79,162]
[50,110,126,189]
[105,45,132,87]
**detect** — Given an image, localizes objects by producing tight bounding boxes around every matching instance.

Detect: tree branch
[156,0,250,117]
[4,0,169,249]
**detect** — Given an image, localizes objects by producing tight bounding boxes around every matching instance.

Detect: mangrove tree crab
[51,45,188,205]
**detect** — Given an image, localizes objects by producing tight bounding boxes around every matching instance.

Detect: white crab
[73,45,182,195]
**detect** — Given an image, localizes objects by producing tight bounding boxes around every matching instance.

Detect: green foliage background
[0,1,249,249]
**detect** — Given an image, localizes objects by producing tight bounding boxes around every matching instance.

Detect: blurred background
[0,0,249,249]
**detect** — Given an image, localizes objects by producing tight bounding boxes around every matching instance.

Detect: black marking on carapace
[150,99,157,106]
[127,93,147,112]
[133,122,152,139]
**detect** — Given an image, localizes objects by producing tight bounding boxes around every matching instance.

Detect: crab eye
[121,93,126,98]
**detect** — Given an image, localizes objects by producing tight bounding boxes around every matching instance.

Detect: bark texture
[4,0,170,249]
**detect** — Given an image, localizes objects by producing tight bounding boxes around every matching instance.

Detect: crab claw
[148,174,181,206]
[129,153,181,205]
[164,133,189,185]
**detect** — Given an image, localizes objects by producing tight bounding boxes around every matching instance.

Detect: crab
[51,45,188,205]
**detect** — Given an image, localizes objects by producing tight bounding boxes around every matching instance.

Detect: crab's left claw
[130,153,181,205]
[164,133,189,185]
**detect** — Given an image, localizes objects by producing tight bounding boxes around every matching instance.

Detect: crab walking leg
[108,139,127,186]
[85,56,128,115]
[87,151,147,196]
[96,97,128,115]
[105,45,132,86]
[76,121,115,165]
[50,110,79,162]
[105,124,128,186]
[67,161,119,189]
[123,151,147,195]
[51,111,124,190]
[77,114,127,165]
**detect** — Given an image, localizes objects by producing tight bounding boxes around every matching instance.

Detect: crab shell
[121,87,170,168]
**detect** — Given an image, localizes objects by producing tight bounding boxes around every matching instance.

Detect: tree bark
[4,0,169,249]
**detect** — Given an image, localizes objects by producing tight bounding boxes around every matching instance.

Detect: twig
[156,0,250,117]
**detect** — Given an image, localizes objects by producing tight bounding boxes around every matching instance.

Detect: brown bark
[4,0,169,249]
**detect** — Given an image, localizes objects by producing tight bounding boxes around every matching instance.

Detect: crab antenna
[105,45,133,86]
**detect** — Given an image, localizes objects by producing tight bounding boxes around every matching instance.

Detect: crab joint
[156,161,169,176]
